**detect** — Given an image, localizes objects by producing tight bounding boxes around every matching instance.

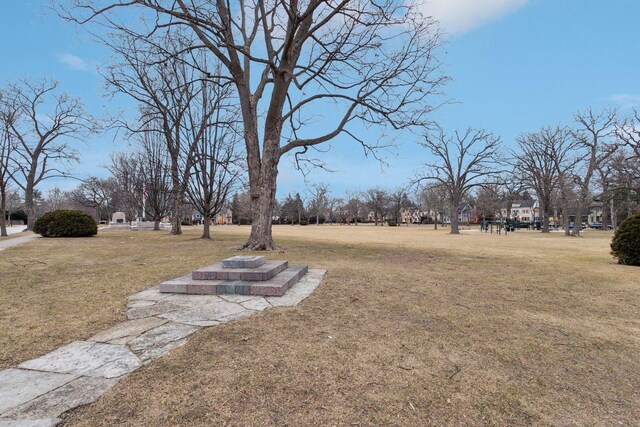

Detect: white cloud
[57,53,90,71]
[422,0,530,34]
[610,94,640,109]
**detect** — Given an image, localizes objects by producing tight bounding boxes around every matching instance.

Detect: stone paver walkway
[0,269,326,426]
[0,233,40,252]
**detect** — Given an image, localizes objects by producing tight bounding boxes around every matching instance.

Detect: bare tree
[3,187,23,227]
[514,127,575,233]
[63,0,448,250]
[326,196,340,225]
[594,157,615,229]
[109,152,143,223]
[617,108,640,161]
[0,91,17,236]
[474,183,502,226]
[185,80,241,239]
[549,128,583,236]
[306,183,330,225]
[416,128,502,234]
[570,108,617,236]
[419,183,448,229]
[494,172,527,224]
[609,149,640,222]
[344,190,364,225]
[363,187,390,226]
[612,109,640,223]
[103,33,219,235]
[231,192,253,225]
[2,79,95,229]
[137,131,174,230]
[74,177,119,222]
[43,187,72,212]
[388,188,412,224]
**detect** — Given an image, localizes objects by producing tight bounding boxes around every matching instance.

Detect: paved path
[5,226,28,235]
[0,233,40,252]
[0,269,326,426]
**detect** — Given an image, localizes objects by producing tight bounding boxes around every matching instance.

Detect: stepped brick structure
[159,256,309,297]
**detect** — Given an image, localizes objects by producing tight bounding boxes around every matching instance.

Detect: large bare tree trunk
[243,146,278,250]
[154,219,160,231]
[0,188,7,237]
[563,207,571,236]
[573,201,583,237]
[246,178,277,250]
[202,214,211,239]
[540,205,550,233]
[573,178,592,237]
[170,187,182,235]
[450,202,460,234]
[601,196,610,230]
[25,185,35,230]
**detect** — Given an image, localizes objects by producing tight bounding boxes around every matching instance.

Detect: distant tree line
[1,0,637,245]
[228,105,639,238]
[414,108,639,235]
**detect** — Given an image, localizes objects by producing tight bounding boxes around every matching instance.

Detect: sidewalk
[5,225,28,235]
[0,232,40,251]
[0,269,325,426]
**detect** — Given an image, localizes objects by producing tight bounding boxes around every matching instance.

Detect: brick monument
[159,256,308,297]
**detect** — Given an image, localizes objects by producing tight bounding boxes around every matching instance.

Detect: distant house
[417,209,443,223]
[190,207,233,225]
[366,210,391,223]
[441,203,478,224]
[501,200,536,222]
[215,208,233,225]
[461,204,478,224]
[400,207,421,224]
[587,203,604,224]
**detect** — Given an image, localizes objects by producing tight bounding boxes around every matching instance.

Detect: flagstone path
[0,269,326,427]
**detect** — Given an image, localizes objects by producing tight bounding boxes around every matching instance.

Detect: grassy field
[0,225,638,426]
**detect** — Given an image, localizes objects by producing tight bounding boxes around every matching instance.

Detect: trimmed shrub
[33,210,98,237]
[387,220,397,227]
[611,211,640,266]
[299,219,309,226]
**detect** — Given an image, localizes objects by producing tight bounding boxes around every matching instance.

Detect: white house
[500,200,536,222]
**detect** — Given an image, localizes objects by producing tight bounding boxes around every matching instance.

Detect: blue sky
[1,0,639,200]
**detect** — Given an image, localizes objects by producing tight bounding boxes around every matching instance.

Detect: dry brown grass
[0,228,240,368]
[1,225,638,426]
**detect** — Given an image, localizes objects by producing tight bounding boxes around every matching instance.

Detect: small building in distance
[190,208,233,225]
[501,200,536,222]
[400,207,421,224]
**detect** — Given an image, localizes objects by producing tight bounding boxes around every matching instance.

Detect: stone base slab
[105,223,131,231]
[160,265,308,296]
[192,260,288,281]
